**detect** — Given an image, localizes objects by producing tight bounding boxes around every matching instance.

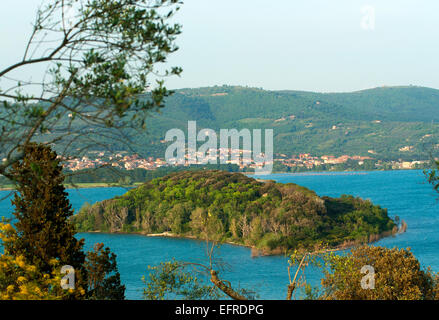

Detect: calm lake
[1,170,438,299]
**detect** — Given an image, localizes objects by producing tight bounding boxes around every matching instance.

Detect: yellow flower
[17,276,27,283]
[19,285,29,295]
[26,265,37,273]
[49,258,59,266]
[15,256,26,268]
[6,285,15,292]
[0,223,15,233]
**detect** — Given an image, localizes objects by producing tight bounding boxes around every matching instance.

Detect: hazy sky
[1,0,439,92]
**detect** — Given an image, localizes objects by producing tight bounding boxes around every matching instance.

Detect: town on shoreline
[61,149,430,172]
[0,148,432,190]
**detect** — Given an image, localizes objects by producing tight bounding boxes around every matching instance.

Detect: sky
[1,0,439,93]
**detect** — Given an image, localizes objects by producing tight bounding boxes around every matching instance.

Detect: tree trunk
[210,270,248,300]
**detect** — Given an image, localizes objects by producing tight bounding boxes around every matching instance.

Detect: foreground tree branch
[0,0,182,180]
[286,247,343,300]
[209,269,248,300]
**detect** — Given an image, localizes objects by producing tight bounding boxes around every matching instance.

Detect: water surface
[1,170,438,299]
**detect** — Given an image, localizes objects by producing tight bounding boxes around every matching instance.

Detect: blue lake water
[1,170,438,299]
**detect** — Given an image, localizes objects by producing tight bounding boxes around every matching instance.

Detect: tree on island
[143,197,258,300]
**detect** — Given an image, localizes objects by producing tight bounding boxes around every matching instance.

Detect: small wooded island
[73,170,399,254]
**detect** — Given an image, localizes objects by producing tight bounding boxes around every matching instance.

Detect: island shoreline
[81,222,407,257]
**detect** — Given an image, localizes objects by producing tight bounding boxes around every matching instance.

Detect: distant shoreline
[249,168,424,176]
[0,182,142,191]
[0,168,424,191]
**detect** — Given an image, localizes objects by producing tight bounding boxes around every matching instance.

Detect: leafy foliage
[85,243,125,300]
[142,260,222,300]
[0,222,79,300]
[425,161,439,194]
[320,246,439,300]
[1,143,125,300]
[0,0,182,179]
[5,143,87,299]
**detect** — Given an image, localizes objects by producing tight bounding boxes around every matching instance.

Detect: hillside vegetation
[26,85,439,161]
[151,86,439,160]
[73,170,397,253]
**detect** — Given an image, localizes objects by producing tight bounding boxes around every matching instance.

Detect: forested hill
[281,86,439,123]
[43,85,439,160]
[169,85,439,123]
[73,170,397,253]
[103,85,439,160]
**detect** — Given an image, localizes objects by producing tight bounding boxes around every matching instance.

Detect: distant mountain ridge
[36,85,439,161]
[170,85,439,122]
[283,86,439,122]
[131,85,439,160]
